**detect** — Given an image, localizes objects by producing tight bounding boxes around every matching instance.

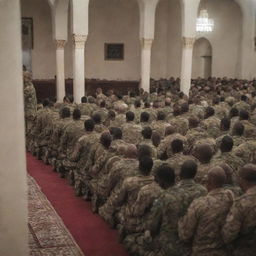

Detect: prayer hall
[1,0,256,255]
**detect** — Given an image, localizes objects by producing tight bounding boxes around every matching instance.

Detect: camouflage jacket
[122,122,142,145]
[178,188,234,256]
[222,186,256,256]
[24,82,37,119]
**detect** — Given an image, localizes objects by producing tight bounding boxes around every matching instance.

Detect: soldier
[200,106,221,138]
[239,110,256,138]
[140,112,151,128]
[23,71,37,142]
[166,139,197,176]
[222,164,256,256]
[78,96,93,116]
[212,136,244,175]
[70,119,100,196]
[233,139,256,164]
[177,160,207,203]
[139,127,157,158]
[92,113,106,133]
[123,164,175,256]
[150,111,170,138]
[121,111,142,145]
[233,95,250,112]
[142,165,189,256]
[178,167,234,256]
[92,100,108,123]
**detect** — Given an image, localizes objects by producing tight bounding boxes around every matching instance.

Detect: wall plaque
[104,43,124,60]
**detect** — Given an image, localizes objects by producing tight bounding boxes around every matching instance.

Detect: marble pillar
[55,40,66,102]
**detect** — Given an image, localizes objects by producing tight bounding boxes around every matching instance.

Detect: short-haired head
[239,110,249,120]
[142,127,152,139]
[81,96,87,103]
[140,112,150,122]
[194,144,213,163]
[92,113,101,124]
[157,111,165,121]
[84,119,95,131]
[125,144,137,158]
[165,125,176,136]
[126,111,135,121]
[207,167,227,190]
[139,156,153,176]
[100,132,112,149]
[189,116,200,128]
[229,108,239,118]
[137,144,152,160]
[171,139,183,154]
[219,163,234,185]
[152,131,161,147]
[232,122,244,136]
[61,107,71,118]
[155,164,175,189]
[220,117,231,131]
[220,135,233,152]
[239,164,256,185]
[73,108,81,120]
[205,106,215,119]
[180,160,198,180]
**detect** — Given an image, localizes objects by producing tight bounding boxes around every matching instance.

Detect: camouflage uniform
[92,108,108,123]
[200,116,221,138]
[222,186,256,256]
[166,153,198,176]
[143,186,189,256]
[158,133,189,159]
[150,120,170,138]
[78,103,94,116]
[110,113,126,127]
[168,116,189,136]
[233,140,256,164]
[212,151,245,175]
[186,128,209,152]
[24,80,37,140]
[233,101,250,112]
[196,162,215,184]
[139,140,157,158]
[178,188,234,256]
[240,120,256,139]
[214,104,229,119]
[122,122,142,145]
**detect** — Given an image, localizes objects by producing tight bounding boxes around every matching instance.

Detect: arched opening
[197,0,242,78]
[192,38,212,78]
[152,0,182,79]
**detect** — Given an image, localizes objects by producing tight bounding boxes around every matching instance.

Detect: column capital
[182,37,195,48]
[141,38,153,50]
[73,34,87,49]
[55,40,66,49]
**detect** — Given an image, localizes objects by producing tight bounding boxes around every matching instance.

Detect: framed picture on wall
[104,43,124,61]
[22,17,34,49]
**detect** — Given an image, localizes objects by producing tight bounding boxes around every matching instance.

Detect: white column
[180,37,195,96]
[0,0,28,255]
[141,38,153,92]
[55,40,66,102]
[73,34,87,103]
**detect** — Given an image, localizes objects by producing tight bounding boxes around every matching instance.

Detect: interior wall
[21,0,244,81]
[21,0,55,79]
[192,38,212,78]
[197,0,242,78]
[152,0,182,79]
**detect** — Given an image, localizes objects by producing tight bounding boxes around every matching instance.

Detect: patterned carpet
[28,175,84,256]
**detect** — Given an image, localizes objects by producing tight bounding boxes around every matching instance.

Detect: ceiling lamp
[196,9,214,33]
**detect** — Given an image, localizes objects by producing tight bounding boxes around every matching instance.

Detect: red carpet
[27,153,128,256]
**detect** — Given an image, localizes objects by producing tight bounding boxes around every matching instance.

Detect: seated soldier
[179,167,234,256]
[166,139,197,176]
[123,164,176,256]
[212,135,244,175]
[222,164,256,256]
[193,143,214,184]
[92,113,106,133]
[121,111,142,145]
[140,111,150,128]
[150,111,170,138]
[177,160,207,203]
[138,127,157,158]
[239,110,256,138]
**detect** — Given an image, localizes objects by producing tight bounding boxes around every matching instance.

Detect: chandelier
[196,9,214,32]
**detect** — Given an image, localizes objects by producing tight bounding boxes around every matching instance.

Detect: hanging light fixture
[196,9,214,33]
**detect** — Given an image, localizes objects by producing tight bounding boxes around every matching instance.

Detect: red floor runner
[27,153,128,256]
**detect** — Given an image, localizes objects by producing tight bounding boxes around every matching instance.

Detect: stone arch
[192,37,212,78]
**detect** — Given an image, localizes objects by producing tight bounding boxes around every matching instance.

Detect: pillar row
[180,37,195,96]
[73,34,87,103]
[141,38,153,93]
[55,39,66,102]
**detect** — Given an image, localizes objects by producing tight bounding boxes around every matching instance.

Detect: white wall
[197,0,242,78]
[21,0,246,81]
[21,0,55,79]
[192,38,212,78]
